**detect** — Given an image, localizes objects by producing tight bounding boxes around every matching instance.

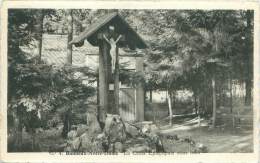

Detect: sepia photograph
[6,8,255,153]
[0,1,259,162]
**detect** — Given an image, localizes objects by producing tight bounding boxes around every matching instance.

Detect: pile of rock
[160,134,208,153]
[64,113,164,153]
[64,113,206,153]
[64,112,104,152]
[124,121,164,153]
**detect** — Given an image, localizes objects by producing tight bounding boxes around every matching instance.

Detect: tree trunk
[62,106,72,138]
[66,9,73,65]
[152,103,156,123]
[30,129,36,151]
[245,10,253,106]
[197,93,201,126]
[245,79,252,106]
[149,89,152,102]
[167,90,173,126]
[221,87,227,106]
[230,76,233,113]
[172,91,176,109]
[62,10,73,138]
[202,94,205,115]
[35,10,44,63]
[194,92,198,115]
[220,84,224,107]
[212,75,217,128]
[203,79,210,116]
[13,108,23,151]
[97,75,99,107]
[204,91,208,115]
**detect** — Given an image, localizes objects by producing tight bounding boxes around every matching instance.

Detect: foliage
[8,9,96,138]
[120,10,252,95]
[7,9,254,144]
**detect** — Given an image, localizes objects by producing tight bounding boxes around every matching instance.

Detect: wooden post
[114,46,120,114]
[212,74,216,128]
[167,90,173,126]
[97,75,99,108]
[149,90,152,102]
[98,39,109,123]
[135,56,144,121]
[230,78,233,113]
[106,39,113,114]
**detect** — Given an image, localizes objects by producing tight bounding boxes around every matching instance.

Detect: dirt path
[159,120,253,153]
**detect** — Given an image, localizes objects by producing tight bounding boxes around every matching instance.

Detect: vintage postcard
[0,0,259,162]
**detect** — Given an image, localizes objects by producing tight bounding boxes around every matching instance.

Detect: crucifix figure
[103,34,122,73]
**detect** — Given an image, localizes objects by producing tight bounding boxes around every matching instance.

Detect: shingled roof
[70,12,147,49]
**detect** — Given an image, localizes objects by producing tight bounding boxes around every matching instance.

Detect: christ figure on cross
[103,34,122,73]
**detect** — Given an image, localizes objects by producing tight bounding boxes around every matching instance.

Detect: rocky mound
[63,113,207,153]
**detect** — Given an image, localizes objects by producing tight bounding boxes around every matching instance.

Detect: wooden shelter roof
[70,12,147,49]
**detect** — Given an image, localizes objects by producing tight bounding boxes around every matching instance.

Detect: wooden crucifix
[70,12,147,124]
[104,26,122,115]
[98,25,124,115]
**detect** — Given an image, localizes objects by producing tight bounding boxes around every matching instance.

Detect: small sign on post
[109,84,114,90]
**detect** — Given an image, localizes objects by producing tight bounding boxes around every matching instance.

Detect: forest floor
[31,119,253,153]
[146,102,253,153]
[14,125,66,152]
[12,114,253,153]
[159,118,253,153]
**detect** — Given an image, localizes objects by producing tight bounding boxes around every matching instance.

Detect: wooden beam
[135,57,144,121]
[114,46,120,114]
[106,40,113,114]
[98,39,109,123]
